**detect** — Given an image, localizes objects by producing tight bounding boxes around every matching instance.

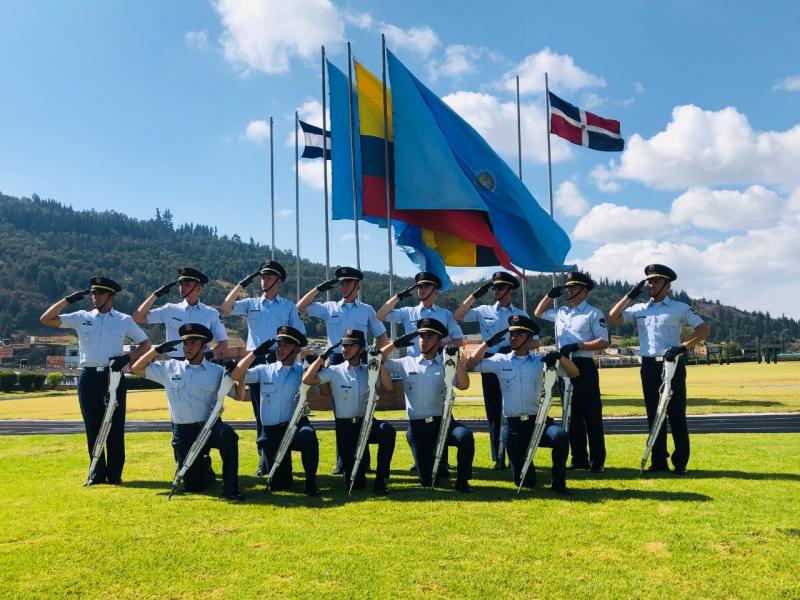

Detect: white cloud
[344,11,373,30]
[590,164,621,192]
[184,30,208,50]
[788,187,800,213]
[442,91,572,164]
[427,44,503,81]
[449,266,495,284]
[243,119,270,143]
[572,202,669,243]
[277,208,294,218]
[576,226,800,318]
[634,81,645,94]
[670,185,783,231]
[215,0,344,75]
[594,104,800,191]
[380,23,439,56]
[554,181,590,217]
[502,48,605,95]
[773,75,800,92]
[297,159,331,191]
[285,99,325,147]
[340,231,371,242]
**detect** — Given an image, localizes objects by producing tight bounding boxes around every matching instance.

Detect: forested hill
[1,193,797,345]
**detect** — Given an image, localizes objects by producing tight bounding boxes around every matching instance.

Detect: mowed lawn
[1,362,797,421]
[0,432,797,599]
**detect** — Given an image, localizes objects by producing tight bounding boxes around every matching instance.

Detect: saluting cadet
[40,277,151,485]
[466,315,577,495]
[220,259,305,476]
[379,318,474,492]
[607,264,710,474]
[231,326,321,496]
[375,271,464,356]
[131,323,242,500]
[296,266,388,365]
[534,271,610,473]
[453,271,528,468]
[134,267,228,359]
[303,329,396,495]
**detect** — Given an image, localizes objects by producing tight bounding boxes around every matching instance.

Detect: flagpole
[545,72,557,294]
[270,116,275,260]
[321,46,331,301]
[346,42,361,271]
[515,75,527,312]
[295,111,301,300]
[381,35,394,300]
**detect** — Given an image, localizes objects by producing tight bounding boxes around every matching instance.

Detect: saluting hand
[65,289,91,304]
[396,283,418,300]
[154,281,178,298]
[253,339,276,357]
[304,354,319,365]
[368,345,381,357]
[109,354,131,372]
[155,339,182,354]
[486,328,509,348]
[238,270,261,287]
[542,351,561,369]
[663,345,686,362]
[559,343,579,357]
[316,278,339,293]
[203,350,215,361]
[627,279,647,299]
[471,281,493,299]
[393,330,419,348]
[444,344,459,356]
[547,286,563,299]
[321,341,341,360]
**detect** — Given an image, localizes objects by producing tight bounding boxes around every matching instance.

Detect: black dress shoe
[673,467,688,475]
[331,466,343,475]
[106,478,123,485]
[305,481,321,497]
[551,485,572,496]
[590,465,606,473]
[409,464,418,473]
[455,480,473,493]
[645,465,671,473]
[255,467,265,477]
[568,463,590,471]
[225,492,244,502]
[373,478,388,496]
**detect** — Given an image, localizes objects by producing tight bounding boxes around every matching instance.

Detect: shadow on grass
[566,466,800,482]
[603,397,786,409]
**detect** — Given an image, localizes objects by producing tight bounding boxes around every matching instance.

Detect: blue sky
[2,1,800,317]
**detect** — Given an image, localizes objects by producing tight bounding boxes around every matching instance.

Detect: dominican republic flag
[299,120,331,159]
[548,92,624,152]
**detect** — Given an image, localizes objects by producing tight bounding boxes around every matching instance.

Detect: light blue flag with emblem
[387,51,574,272]
[393,222,453,291]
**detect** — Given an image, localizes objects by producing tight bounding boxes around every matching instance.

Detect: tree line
[1,193,798,347]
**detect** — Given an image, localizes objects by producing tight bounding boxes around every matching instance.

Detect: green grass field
[0,431,797,598]
[0,362,797,421]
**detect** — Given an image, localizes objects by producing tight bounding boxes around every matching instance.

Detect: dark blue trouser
[502,417,568,489]
[407,417,474,487]
[641,358,689,469]
[335,418,396,488]
[248,382,267,472]
[258,416,318,490]
[78,369,127,483]
[171,420,240,496]
[566,357,606,469]
[481,372,505,464]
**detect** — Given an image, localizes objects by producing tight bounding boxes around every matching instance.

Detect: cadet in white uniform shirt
[134,266,228,359]
[303,329,396,495]
[534,271,610,472]
[379,318,474,492]
[220,259,305,476]
[40,276,151,485]
[607,264,709,474]
[297,266,388,365]
[467,315,578,494]
[232,326,321,496]
[375,271,464,357]
[454,271,527,468]
[132,323,241,501]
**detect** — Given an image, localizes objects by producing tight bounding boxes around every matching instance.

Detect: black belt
[335,416,363,425]
[411,416,440,424]
[81,366,109,372]
[641,356,665,363]
[506,414,534,423]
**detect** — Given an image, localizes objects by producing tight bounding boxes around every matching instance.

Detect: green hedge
[0,371,16,392]
[46,372,65,386]
[17,372,46,392]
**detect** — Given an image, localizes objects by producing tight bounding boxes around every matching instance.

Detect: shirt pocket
[261,381,276,401]
[498,369,516,390]
[646,314,680,340]
[167,378,185,391]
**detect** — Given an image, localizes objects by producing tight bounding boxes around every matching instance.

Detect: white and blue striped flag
[299,120,331,159]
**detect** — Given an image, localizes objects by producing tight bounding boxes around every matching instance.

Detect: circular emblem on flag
[476,169,496,192]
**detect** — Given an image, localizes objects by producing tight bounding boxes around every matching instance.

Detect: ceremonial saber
[640,358,680,474]
[84,368,122,487]
[349,349,383,494]
[266,382,310,492]
[517,366,559,493]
